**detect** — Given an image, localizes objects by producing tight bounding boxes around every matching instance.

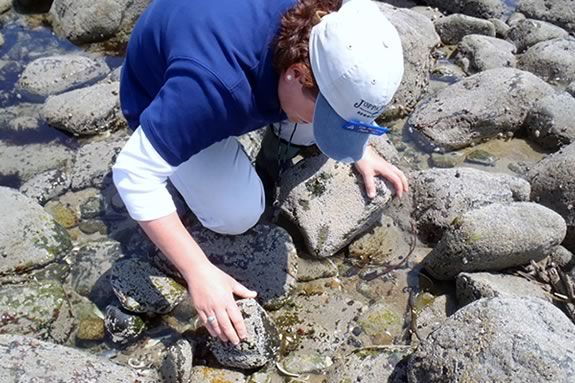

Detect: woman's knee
[204,200,264,235]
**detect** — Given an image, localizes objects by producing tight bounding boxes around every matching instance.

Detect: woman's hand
[354,146,409,199]
[185,262,257,345]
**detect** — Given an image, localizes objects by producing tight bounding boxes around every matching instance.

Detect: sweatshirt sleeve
[112,127,177,221]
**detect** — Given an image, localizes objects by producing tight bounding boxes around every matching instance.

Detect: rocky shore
[1,0,574,382]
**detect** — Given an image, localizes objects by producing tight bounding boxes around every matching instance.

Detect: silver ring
[206,315,216,323]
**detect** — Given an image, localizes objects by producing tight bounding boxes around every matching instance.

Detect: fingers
[216,308,241,345]
[227,303,248,341]
[363,173,377,199]
[199,303,247,345]
[232,281,257,299]
[383,168,404,199]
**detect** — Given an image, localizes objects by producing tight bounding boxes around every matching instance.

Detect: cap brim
[313,93,369,163]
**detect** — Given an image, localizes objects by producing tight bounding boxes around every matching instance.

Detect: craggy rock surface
[525,91,575,150]
[161,338,194,383]
[517,0,575,33]
[408,68,554,151]
[16,54,108,99]
[456,272,550,306]
[423,0,505,19]
[190,366,245,383]
[506,19,569,53]
[209,299,280,369]
[518,37,575,85]
[455,34,516,73]
[104,305,146,345]
[434,14,496,45]
[411,167,530,242]
[407,297,575,382]
[19,169,71,205]
[0,187,72,278]
[423,202,567,279]
[0,334,156,382]
[280,154,392,258]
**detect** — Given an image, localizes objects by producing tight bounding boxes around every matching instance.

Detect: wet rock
[16,54,108,99]
[518,37,575,85]
[454,34,516,74]
[377,3,440,114]
[506,18,569,53]
[0,280,74,343]
[326,346,413,383]
[423,0,505,19]
[50,0,151,44]
[429,152,464,168]
[0,334,156,382]
[489,18,510,37]
[413,293,457,340]
[434,14,496,45]
[567,81,575,97]
[110,258,186,314]
[188,223,297,308]
[44,200,78,228]
[278,352,333,375]
[77,317,105,341]
[525,91,575,150]
[8,116,40,132]
[408,68,554,151]
[70,133,128,190]
[296,257,338,282]
[190,366,245,383]
[412,167,530,243]
[42,81,125,136]
[12,0,53,13]
[407,297,575,382]
[0,187,72,279]
[209,299,280,370]
[279,154,392,258]
[0,103,41,133]
[423,202,567,280]
[357,301,404,344]
[106,65,123,82]
[464,149,497,166]
[19,168,70,205]
[456,272,550,306]
[517,0,575,33]
[104,305,146,345]
[161,338,194,383]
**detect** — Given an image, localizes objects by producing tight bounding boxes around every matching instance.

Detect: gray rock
[42,81,126,136]
[518,37,575,85]
[429,152,464,168]
[104,305,146,345]
[209,299,280,370]
[377,3,440,114]
[525,91,575,150]
[357,301,404,343]
[19,168,71,204]
[0,103,41,134]
[518,0,575,33]
[408,68,554,151]
[16,55,108,99]
[567,81,575,97]
[412,167,530,242]
[161,338,194,383]
[0,0,10,13]
[550,246,574,270]
[464,149,497,166]
[70,133,128,190]
[279,154,392,258]
[0,187,72,278]
[110,258,187,314]
[414,293,457,340]
[454,34,516,73]
[508,12,527,26]
[506,18,569,53]
[0,334,155,382]
[456,272,550,306]
[278,352,333,375]
[326,346,413,383]
[407,297,575,382]
[434,14,496,45]
[411,6,444,22]
[423,0,505,19]
[190,366,245,383]
[189,223,297,308]
[7,116,40,132]
[423,202,567,280]
[296,257,338,282]
[106,65,122,82]
[237,127,265,162]
[489,18,510,37]
[0,280,74,343]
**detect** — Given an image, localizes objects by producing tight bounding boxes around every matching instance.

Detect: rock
[238,127,265,162]
[188,223,297,308]
[456,272,550,306]
[104,305,146,345]
[408,68,554,152]
[0,280,74,343]
[489,18,510,37]
[506,18,569,53]
[19,168,70,205]
[12,0,53,13]
[190,366,245,383]
[8,116,40,132]
[508,12,527,26]
[407,297,575,382]
[44,200,78,229]
[429,152,464,168]
[454,34,516,73]
[161,338,194,383]
[413,293,457,340]
[42,81,126,136]
[412,167,530,243]
[423,202,567,280]
[549,246,574,270]
[517,0,575,33]
[278,352,333,375]
[0,103,42,134]
[16,55,108,99]
[465,149,497,166]
[77,318,105,341]
[518,37,575,85]
[296,257,338,282]
[0,0,10,13]
[423,0,505,18]
[279,154,392,258]
[411,6,444,22]
[434,14,496,45]
[326,346,412,383]
[377,3,440,114]
[209,299,280,370]
[50,0,151,44]
[110,258,186,314]
[357,301,404,344]
[0,187,72,279]
[0,334,156,382]
[567,81,575,97]
[70,133,128,190]
[525,91,575,150]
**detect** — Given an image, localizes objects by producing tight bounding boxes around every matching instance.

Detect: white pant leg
[272,121,315,146]
[169,136,264,235]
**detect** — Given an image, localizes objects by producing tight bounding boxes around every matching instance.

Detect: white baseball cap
[309,0,404,162]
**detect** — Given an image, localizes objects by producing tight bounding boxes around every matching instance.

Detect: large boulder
[434,14,496,45]
[525,91,575,150]
[422,202,567,280]
[518,37,575,85]
[517,0,575,33]
[408,68,554,151]
[423,0,505,19]
[12,0,53,13]
[454,34,516,73]
[506,18,569,53]
[407,297,575,382]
